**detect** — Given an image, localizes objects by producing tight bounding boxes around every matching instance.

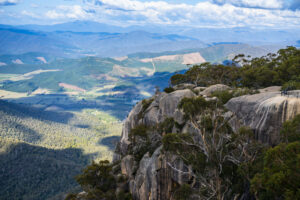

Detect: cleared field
[0,89,28,99]
[0,74,19,81]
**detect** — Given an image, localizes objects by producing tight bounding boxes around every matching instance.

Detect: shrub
[162,133,181,152]
[129,124,148,139]
[76,160,116,192]
[70,160,132,200]
[211,90,234,104]
[211,88,259,105]
[280,114,300,143]
[162,133,206,173]
[282,80,300,91]
[170,74,188,86]
[178,96,213,118]
[158,118,175,134]
[138,99,154,119]
[250,142,300,200]
[117,191,133,200]
[164,87,175,93]
[169,47,300,89]
[65,194,77,200]
[174,184,193,200]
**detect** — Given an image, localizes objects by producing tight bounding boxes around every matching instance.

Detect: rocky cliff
[113,85,300,200]
[226,90,300,145]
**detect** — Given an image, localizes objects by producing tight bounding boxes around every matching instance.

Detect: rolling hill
[0,27,206,57]
[0,42,290,200]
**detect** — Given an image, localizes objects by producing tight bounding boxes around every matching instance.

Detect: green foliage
[76,160,115,192]
[211,90,234,104]
[162,133,207,173]
[178,96,214,118]
[282,80,300,90]
[129,124,148,139]
[185,63,240,86]
[138,98,154,119]
[74,160,132,200]
[128,124,160,162]
[158,118,175,134]
[211,88,259,105]
[281,114,300,143]
[162,133,182,152]
[0,100,123,199]
[170,47,300,89]
[117,191,133,200]
[247,115,300,200]
[174,184,193,200]
[0,139,90,200]
[240,46,300,88]
[250,142,300,200]
[65,193,77,200]
[170,74,188,86]
[164,87,175,93]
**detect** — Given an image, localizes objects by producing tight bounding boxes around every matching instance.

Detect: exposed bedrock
[225,90,300,145]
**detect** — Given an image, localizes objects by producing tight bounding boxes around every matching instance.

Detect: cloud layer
[0,0,300,28]
[211,0,284,9]
[0,0,20,6]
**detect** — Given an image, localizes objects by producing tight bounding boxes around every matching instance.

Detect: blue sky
[0,0,300,28]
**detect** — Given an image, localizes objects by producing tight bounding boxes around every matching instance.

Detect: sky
[0,0,300,28]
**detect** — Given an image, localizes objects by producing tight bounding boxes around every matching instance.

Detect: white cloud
[21,10,38,18]
[45,5,91,19]
[84,0,300,27]
[211,0,284,9]
[0,0,20,6]
[30,3,38,8]
[40,0,300,28]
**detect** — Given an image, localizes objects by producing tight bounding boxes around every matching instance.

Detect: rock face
[225,90,300,145]
[127,147,194,200]
[200,84,231,96]
[114,85,300,200]
[117,89,195,156]
[115,89,196,200]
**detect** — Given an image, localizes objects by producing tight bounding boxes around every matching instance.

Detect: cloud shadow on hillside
[0,142,92,200]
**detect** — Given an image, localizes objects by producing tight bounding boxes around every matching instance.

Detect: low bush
[174,184,193,200]
[158,118,175,134]
[164,87,175,93]
[138,99,154,119]
[178,96,214,118]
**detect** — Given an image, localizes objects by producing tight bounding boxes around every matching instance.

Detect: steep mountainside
[226,90,300,145]
[112,85,300,200]
[67,47,300,200]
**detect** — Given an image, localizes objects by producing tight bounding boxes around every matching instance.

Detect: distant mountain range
[8,21,300,43]
[0,21,298,58]
[0,26,206,57]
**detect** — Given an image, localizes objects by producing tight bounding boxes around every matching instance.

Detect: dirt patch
[10,69,62,81]
[59,83,86,92]
[182,53,206,65]
[36,57,47,64]
[114,56,128,61]
[140,55,180,63]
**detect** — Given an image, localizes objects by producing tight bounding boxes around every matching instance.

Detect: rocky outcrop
[173,83,196,90]
[114,85,300,200]
[127,147,195,200]
[117,89,195,157]
[200,84,231,96]
[225,90,300,145]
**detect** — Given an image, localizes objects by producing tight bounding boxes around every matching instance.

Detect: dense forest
[69,47,300,200]
[0,100,122,200]
[170,46,300,90]
[0,138,90,200]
